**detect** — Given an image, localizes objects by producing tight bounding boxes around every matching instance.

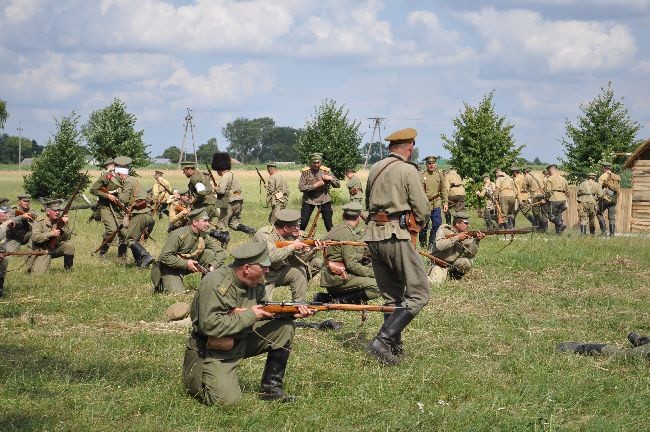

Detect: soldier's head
[273,209,301,238]
[180,161,197,178]
[587,172,597,179]
[546,164,558,175]
[342,202,363,226]
[113,156,132,180]
[385,128,417,160]
[345,168,356,179]
[423,156,437,172]
[17,194,31,210]
[188,209,211,233]
[43,199,63,220]
[102,158,115,172]
[452,211,470,232]
[154,170,163,179]
[266,161,277,174]
[309,153,323,170]
[178,189,191,203]
[0,205,9,223]
[231,241,271,288]
[482,175,491,183]
[510,166,521,175]
[600,161,612,172]
[211,152,231,176]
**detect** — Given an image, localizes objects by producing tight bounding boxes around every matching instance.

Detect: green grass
[1,169,648,431]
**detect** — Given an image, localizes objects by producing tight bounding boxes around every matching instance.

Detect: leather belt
[370,211,401,224]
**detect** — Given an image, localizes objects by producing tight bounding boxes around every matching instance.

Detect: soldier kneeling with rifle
[28,199,75,275]
[431,211,485,279]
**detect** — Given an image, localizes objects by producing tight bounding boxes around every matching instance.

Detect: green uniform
[216,171,244,230]
[183,267,295,405]
[119,176,155,246]
[422,169,448,209]
[544,173,568,234]
[346,174,364,204]
[6,208,35,253]
[0,218,11,288]
[90,172,125,245]
[266,172,289,223]
[152,226,227,294]
[577,178,601,234]
[188,171,218,220]
[28,216,74,275]
[320,222,378,299]
[432,224,480,277]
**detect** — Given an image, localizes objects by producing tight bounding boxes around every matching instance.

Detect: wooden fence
[562,187,632,233]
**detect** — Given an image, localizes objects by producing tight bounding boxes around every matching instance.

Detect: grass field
[1,169,648,431]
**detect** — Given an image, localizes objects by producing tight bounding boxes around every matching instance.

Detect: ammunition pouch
[207,336,236,351]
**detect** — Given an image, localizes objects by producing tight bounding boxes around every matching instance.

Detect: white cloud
[2,0,43,23]
[407,11,459,44]
[461,8,636,72]
[632,60,650,74]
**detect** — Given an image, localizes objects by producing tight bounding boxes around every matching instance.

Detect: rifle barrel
[262,302,401,313]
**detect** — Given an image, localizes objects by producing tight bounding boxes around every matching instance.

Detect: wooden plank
[632,192,650,201]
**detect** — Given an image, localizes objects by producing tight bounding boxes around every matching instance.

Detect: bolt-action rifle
[255,167,266,186]
[306,206,321,238]
[443,227,534,239]
[49,173,87,250]
[275,239,366,248]
[0,250,48,260]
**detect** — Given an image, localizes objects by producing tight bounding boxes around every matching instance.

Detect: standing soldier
[476,174,498,230]
[420,156,448,248]
[597,161,621,236]
[345,168,364,205]
[265,162,289,224]
[364,128,431,365]
[152,170,172,219]
[526,167,547,232]
[298,153,340,232]
[0,204,15,296]
[512,167,537,228]
[213,152,256,235]
[181,160,218,221]
[494,169,517,229]
[544,164,568,234]
[576,173,601,235]
[6,194,36,254]
[444,168,466,225]
[27,199,75,275]
[90,159,128,259]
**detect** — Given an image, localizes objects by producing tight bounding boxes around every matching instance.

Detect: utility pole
[178,108,198,167]
[17,120,23,173]
[363,117,386,170]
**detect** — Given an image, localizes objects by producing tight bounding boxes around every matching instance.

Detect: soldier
[576,173,601,235]
[512,167,537,228]
[90,159,128,259]
[167,189,192,232]
[316,202,379,304]
[494,169,517,229]
[345,168,364,205]
[431,211,485,279]
[525,167,548,232]
[544,164,568,234]
[213,152,256,235]
[151,208,227,294]
[364,128,431,365]
[0,204,15,296]
[557,332,650,360]
[152,170,172,219]
[420,156,448,248]
[476,175,498,230]
[6,194,36,254]
[597,161,621,236]
[253,209,321,303]
[27,199,75,275]
[266,162,289,224]
[444,168,465,225]
[181,160,218,221]
[114,156,155,268]
[298,152,340,232]
[182,240,314,405]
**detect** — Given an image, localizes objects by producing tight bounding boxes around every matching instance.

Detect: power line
[178,108,198,167]
[363,117,386,170]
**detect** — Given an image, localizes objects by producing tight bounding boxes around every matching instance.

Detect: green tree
[223,117,275,163]
[0,99,7,130]
[560,82,641,183]
[196,138,218,164]
[260,126,302,163]
[82,98,149,168]
[161,146,181,162]
[23,112,89,199]
[297,99,362,178]
[441,91,523,205]
[0,134,43,164]
[361,141,388,164]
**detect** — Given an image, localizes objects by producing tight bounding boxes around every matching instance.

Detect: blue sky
[1,0,649,163]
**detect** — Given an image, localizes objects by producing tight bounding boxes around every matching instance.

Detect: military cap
[180,161,197,169]
[524,167,532,173]
[266,161,277,167]
[424,155,438,163]
[510,166,521,172]
[165,302,190,321]
[43,199,64,211]
[178,189,189,196]
[17,194,31,200]
[154,170,163,175]
[495,170,506,177]
[0,205,9,213]
[0,197,9,206]
[274,209,301,224]
[230,240,271,267]
[546,163,558,170]
[310,152,323,163]
[600,160,612,167]
[482,174,491,179]
[113,156,132,166]
[211,152,231,171]
[384,128,417,144]
[342,202,363,215]
[587,172,597,177]
[452,211,470,222]
[187,207,210,221]
[102,158,114,167]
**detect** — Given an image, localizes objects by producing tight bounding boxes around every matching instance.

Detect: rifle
[194,262,210,275]
[493,196,504,225]
[99,186,129,214]
[205,163,219,190]
[255,167,267,186]
[14,209,36,220]
[275,239,367,248]
[444,227,534,239]
[0,250,49,260]
[258,301,404,314]
[417,249,451,268]
[49,173,87,250]
[306,206,321,238]
[93,224,123,254]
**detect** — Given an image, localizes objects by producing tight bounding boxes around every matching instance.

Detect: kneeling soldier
[152,208,228,294]
[28,199,75,275]
[183,241,314,405]
[431,211,484,279]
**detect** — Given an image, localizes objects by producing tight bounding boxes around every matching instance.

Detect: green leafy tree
[161,146,181,162]
[0,134,43,163]
[260,126,302,163]
[223,117,275,163]
[24,112,89,199]
[361,141,389,164]
[82,98,149,168]
[441,91,523,206]
[297,99,362,178]
[196,138,218,164]
[560,82,641,183]
[0,99,7,130]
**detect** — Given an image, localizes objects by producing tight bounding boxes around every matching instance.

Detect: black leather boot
[597,215,607,236]
[63,255,74,270]
[366,309,415,365]
[208,229,230,246]
[628,332,650,347]
[236,224,257,236]
[134,243,153,268]
[526,215,537,229]
[418,229,428,248]
[259,345,295,402]
[98,241,110,258]
[313,292,333,303]
[117,243,128,258]
[0,277,4,297]
[589,225,596,235]
[609,223,616,236]
[556,342,608,355]
[129,243,142,266]
[579,225,586,235]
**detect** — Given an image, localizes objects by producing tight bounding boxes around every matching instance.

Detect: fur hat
[211,152,231,171]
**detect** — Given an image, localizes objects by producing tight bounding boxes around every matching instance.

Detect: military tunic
[188,171,218,220]
[577,179,601,231]
[432,224,480,276]
[152,226,227,293]
[28,216,74,275]
[5,207,36,253]
[266,172,289,223]
[90,172,125,242]
[298,166,340,231]
[216,171,244,230]
[346,174,364,204]
[0,218,12,283]
[420,169,448,246]
[152,176,171,216]
[544,173,568,233]
[495,173,517,225]
[320,222,378,299]
[445,170,466,217]
[598,171,620,225]
[364,152,431,314]
[527,171,548,229]
[183,267,295,405]
[119,176,155,246]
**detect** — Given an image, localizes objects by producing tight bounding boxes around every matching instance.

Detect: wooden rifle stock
[99,186,128,214]
[255,167,267,186]
[0,250,49,259]
[443,227,534,239]
[205,163,219,190]
[93,224,123,253]
[418,250,451,268]
[274,239,367,248]
[153,176,173,195]
[493,196,504,225]
[306,206,321,238]
[260,302,403,314]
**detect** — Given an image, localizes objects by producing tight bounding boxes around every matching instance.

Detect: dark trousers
[300,202,334,232]
[419,207,443,247]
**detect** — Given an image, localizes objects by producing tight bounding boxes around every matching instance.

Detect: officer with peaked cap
[90,156,128,258]
[266,161,289,224]
[597,160,621,236]
[420,155,448,248]
[27,199,75,275]
[183,240,314,405]
[298,152,340,232]
[431,210,484,279]
[182,159,218,221]
[364,127,431,365]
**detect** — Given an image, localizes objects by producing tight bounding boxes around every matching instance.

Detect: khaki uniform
[216,171,244,230]
[597,171,621,232]
[577,179,601,233]
[119,176,155,246]
[6,208,36,253]
[28,216,74,275]
[444,170,466,223]
[420,169,447,246]
[432,224,480,276]
[167,199,190,232]
[544,173,568,233]
[364,152,431,314]
[527,171,548,231]
[152,176,171,217]
[266,172,289,223]
[183,267,295,405]
[476,180,497,230]
[320,222,378,299]
[346,174,364,205]
[298,166,340,231]
[90,172,125,244]
[0,219,12,284]
[152,226,227,294]
[188,171,218,220]
[495,173,517,228]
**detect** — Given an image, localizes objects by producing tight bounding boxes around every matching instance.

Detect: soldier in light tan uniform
[266,162,289,224]
[495,169,517,229]
[432,211,485,279]
[420,156,448,248]
[597,161,621,236]
[364,128,432,365]
[525,167,548,232]
[298,153,340,232]
[152,170,172,219]
[576,173,601,235]
[544,164,568,234]
[476,175,497,230]
[443,168,465,225]
[512,167,538,228]
[213,152,256,235]
[27,199,75,275]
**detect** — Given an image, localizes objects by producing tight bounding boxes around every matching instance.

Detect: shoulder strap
[366,156,402,211]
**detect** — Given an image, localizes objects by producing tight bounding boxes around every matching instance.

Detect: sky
[1,0,649,163]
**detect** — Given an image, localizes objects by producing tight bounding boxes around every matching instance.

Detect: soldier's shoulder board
[217,284,229,296]
[321,166,331,172]
[301,166,310,172]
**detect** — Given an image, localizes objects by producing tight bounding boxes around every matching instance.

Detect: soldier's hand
[107,194,118,203]
[291,241,309,251]
[61,216,69,224]
[311,240,327,250]
[51,229,61,238]
[475,231,486,240]
[443,204,449,212]
[293,304,315,319]
[321,174,332,182]
[187,260,200,273]
[313,180,325,188]
[456,232,470,241]
[252,304,275,320]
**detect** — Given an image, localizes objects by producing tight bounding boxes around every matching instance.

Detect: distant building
[20,158,33,167]
[151,158,172,165]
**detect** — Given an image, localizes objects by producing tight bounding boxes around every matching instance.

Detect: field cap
[188,208,210,221]
[231,241,271,267]
[453,211,470,223]
[180,161,196,169]
[275,209,301,224]
[342,202,363,216]
[384,128,417,145]
[310,153,323,163]
[266,161,277,167]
